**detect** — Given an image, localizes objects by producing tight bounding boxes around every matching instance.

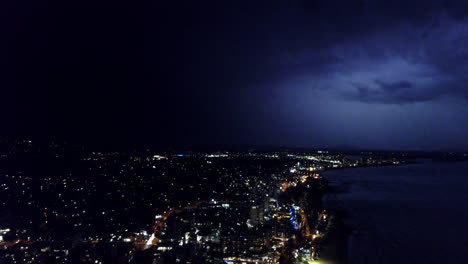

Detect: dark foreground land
[1,140,444,263]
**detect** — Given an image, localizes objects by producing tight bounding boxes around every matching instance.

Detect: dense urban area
[1,139,465,264]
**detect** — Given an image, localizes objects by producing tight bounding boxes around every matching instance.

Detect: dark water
[323,161,468,264]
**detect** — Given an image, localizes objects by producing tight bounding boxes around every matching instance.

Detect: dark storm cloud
[377,80,413,92]
[272,11,468,105]
[350,80,438,104]
[1,0,467,149]
[247,1,468,150]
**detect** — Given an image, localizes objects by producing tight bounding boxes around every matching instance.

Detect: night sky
[2,1,467,150]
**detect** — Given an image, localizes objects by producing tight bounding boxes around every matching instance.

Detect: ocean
[323,161,468,264]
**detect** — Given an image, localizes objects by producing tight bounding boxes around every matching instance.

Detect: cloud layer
[2,0,467,150]
[273,14,468,105]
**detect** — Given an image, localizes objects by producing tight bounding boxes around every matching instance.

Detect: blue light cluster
[289,207,299,230]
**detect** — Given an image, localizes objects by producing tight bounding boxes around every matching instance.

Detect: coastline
[316,161,468,264]
[316,162,418,264]
[316,163,401,264]
[318,212,351,264]
[313,174,352,264]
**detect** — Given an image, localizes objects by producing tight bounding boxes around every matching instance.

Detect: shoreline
[316,161,425,264]
[318,176,351,264]
[317,160,468,264]
[316,168,360,264]
[317,211,351,264]
[324,160,419,172]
